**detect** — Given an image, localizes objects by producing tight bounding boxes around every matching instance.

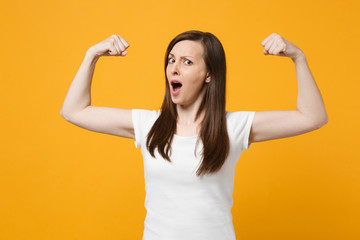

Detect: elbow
[324,115,329,124]
[60,110,72,121]
[314,115,329,129]
[322,114,329,126]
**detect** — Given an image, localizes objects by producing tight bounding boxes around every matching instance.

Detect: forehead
[169,40,204,58]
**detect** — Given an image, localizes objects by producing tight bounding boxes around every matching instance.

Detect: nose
[169,61,180,76]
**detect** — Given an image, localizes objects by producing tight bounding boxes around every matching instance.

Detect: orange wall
[0,0,359,239]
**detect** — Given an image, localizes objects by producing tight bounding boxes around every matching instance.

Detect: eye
[168,58,175,63]
[184,59,192,65]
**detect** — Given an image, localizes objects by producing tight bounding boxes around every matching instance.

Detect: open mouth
[171,81,183,91]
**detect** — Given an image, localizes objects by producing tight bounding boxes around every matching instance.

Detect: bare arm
[248,33,328,145]
[60,35,134,139]
[293,53,328,125]
[60,50,98,117]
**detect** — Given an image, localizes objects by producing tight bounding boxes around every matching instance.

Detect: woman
[60,30,328,239]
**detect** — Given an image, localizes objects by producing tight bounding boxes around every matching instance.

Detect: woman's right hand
[87,35,130,58]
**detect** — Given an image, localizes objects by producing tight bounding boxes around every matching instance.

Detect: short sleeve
[131,109,159,148]
[226,111,256,151]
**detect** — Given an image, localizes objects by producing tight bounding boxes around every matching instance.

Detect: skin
[61,33,328,145]
[166,40,211,135]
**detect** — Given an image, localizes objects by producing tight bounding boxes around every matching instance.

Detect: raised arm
[248,33,328,145]
[60,35,135,139]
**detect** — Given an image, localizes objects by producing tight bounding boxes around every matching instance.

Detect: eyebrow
[168,53,194,59]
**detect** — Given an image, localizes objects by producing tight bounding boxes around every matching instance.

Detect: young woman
[60,30,328,239]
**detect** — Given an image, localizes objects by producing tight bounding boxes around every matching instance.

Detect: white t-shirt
[132,109,256,240]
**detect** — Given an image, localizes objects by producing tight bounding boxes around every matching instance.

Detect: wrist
[85,48,100,62]
[292,51,306,63]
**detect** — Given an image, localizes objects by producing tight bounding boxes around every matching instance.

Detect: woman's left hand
[261,33,304,60]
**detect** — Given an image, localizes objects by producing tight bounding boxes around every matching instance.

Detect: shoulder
[131,109,162,148]
[132,109,161,128]
[225,110,256,137]
[132,109,160,119]
[226,110,256,124]
[226,110,256,150]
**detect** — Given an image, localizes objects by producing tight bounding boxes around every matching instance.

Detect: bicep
[249,110,320,144]
[64,106,135,139]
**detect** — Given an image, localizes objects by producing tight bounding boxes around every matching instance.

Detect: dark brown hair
[146,30,229,177]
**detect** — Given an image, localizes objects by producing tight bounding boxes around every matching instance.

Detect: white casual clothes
[132,109,256,240]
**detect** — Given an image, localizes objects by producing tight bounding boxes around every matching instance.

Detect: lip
[170,79,183,85]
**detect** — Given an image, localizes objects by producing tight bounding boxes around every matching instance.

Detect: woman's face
[166,40,210,107]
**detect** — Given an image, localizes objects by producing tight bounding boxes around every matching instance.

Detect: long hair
[146,30,229,177]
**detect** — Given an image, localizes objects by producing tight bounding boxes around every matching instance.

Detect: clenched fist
[88,35,130,58]
[261,33,304,61]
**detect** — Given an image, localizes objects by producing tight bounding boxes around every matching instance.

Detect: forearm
[293,53,328,126]
[60,49,99,118]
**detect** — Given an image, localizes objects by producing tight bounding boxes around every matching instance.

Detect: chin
[171,97,185,106]
[170,98,179,105]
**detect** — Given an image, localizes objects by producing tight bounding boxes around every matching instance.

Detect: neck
[176,106,204,126]
[176,91,205,126]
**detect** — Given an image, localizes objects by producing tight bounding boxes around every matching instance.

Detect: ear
[205,72,211,83]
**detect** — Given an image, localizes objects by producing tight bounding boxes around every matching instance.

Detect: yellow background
[0,0,359,239]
